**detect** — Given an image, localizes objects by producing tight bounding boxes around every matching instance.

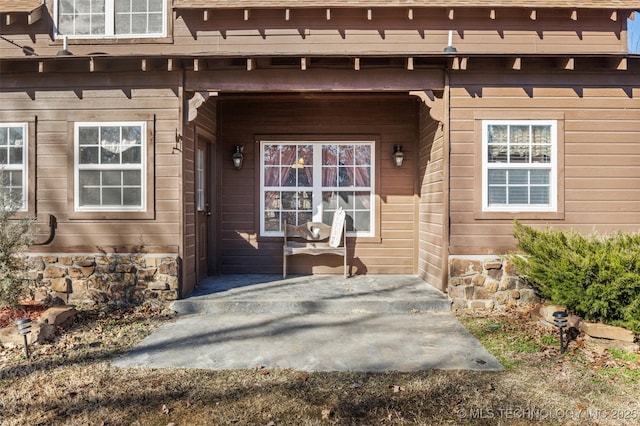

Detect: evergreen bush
[510,221,640,334]
[0,182,34,308]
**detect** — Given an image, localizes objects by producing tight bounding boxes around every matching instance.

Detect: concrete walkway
[113,275,503,372]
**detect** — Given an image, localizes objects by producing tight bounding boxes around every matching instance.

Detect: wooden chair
[282,207,347,278]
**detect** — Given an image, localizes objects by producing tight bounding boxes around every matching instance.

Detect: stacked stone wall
[448,255,540,310]
[26,254,180,304]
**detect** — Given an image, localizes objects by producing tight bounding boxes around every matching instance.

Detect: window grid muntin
[261,141,374,237]
[0,123,28,211]
[74,121,146,212]
[196,147,205,211]
[321,144,372,233]
[263,144,314,233]
[483,120,557,212]
[56,0,165,38]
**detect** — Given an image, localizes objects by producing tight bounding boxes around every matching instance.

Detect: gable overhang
[172,1,639,10]
[0,1,45,26]
[172,2,637,23]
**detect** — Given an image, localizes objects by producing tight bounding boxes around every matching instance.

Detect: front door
[195,139,213,281]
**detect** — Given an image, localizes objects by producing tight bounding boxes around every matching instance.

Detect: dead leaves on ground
[321,407,333,420]
[161,404,170,416]
[390,384,404,393]
[461,306,640,378]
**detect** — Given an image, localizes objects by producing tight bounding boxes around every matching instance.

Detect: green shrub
[0,184,34,308]
[509,221,640,334]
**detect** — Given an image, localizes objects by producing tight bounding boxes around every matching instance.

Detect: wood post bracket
[187,91,218,122]
[410,90,444,125]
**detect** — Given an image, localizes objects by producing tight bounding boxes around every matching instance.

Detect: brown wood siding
[417,103,446,290]
[0,73,182,254]
[218,95,418,275]
[171,9,630,56]
[448,70,640,255]
[0,7,630,58]
[181,97,217,295]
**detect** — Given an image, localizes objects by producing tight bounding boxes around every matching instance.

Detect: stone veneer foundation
[448,255,540,310]
[26,253,180,304]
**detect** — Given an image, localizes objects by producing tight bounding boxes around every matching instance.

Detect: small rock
[42,306,78,328]
[530,303,565,324]
[579,322,635,343]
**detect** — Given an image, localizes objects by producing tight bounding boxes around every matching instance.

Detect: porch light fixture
[552,310,569,354]
[232,145,244,170]
[15,318,32,360]
[393,144,404,168]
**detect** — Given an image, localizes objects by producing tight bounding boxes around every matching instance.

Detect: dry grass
[1,304,639,425]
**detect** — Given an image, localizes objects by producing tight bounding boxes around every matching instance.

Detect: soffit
[172,1,639,10]
[0,0,43,13]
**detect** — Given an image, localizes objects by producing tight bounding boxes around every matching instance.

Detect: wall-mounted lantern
[393,144,404,168]
[232,145,244,170]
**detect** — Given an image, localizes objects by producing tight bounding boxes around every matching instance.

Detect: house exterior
[1,1,638,308]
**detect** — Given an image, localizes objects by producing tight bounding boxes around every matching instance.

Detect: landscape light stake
[15,318,32,360]
[552,311,568,354]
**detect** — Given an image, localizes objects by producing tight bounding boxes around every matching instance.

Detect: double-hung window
[261,141,374,237]
[482,120,557,212]
[0,123,28,211]
[57,0,165,38]
[74,122,146,212]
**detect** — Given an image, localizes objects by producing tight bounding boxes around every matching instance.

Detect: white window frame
[260,141,375,238]
[0,123,28,212]
[55,0,167,39]
[196,147,205,212]
[482,120,558,213]
[74,121,147,212]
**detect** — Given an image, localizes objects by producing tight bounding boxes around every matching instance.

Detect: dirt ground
[1,303,638,425]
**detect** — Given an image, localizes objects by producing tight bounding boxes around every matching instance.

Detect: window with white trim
[0,123,28,211]
[57,0,165,38]
[261,141,374,237]
[482,120,557,212]
[74,122,146,212]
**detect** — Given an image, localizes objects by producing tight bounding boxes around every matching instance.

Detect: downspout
[441,70,452,294]
[177,67,186,298]
[31,115,57,246]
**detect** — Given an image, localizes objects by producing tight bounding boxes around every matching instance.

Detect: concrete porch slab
[113,275,502,372]
[170,274,453,315]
